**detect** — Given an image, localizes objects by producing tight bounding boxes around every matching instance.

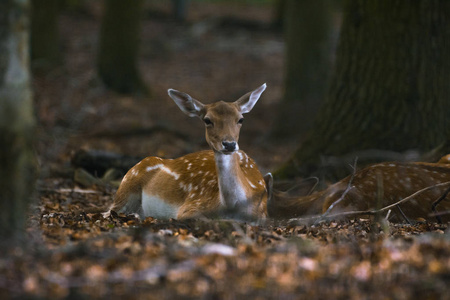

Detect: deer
[267,155,450,222]
[108,84,270,220]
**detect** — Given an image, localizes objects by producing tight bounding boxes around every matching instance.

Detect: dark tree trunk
[172,0,190,21]
[30,0,61,71]
[272,0,286,29]
[0,0,36,239]
[97,0,148,95]
[271,0,336,141]
[277,0,450,179]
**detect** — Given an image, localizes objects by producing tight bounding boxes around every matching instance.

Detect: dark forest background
[1,1,450,298]
[3,0,450,238]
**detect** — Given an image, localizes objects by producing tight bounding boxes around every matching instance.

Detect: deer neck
[214,151,247,208]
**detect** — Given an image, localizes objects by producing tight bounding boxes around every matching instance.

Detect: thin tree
[30,0,61,72]
[276,0,450,179]
[271,0,335,141]
[172,0,189,21]
[0,0,36,239]
[97,0,149,95]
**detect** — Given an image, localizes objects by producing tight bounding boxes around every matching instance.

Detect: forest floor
[2,2,450,299]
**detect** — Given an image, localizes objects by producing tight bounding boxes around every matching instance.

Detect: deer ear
[263,172,273,202]
[168,89,205,118]
[235,83,267,114]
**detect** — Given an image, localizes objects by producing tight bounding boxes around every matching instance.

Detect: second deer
[108,84,270,219]
[268,155,450,222]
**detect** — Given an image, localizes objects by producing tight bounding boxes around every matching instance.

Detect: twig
[396,205,412,225]
[323,181,450,219]
[428,209,450,218]
[385,209,391,220]
[320,157,358,218]
[374,170,384,221]
[431,186,450,224]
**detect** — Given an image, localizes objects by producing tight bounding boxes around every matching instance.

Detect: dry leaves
[14,2,450,299]
[1,181,450,299]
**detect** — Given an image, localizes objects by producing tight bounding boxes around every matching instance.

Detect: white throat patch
[215,152,247,207]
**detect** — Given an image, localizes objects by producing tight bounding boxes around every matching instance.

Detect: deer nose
[222,141,237,152]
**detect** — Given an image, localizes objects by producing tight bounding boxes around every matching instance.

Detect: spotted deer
[268,155,450,222]
[109,84,269,219]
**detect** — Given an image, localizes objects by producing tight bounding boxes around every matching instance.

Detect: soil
[2,2,450,299]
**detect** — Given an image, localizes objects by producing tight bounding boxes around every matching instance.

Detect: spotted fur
[109,84,268,219]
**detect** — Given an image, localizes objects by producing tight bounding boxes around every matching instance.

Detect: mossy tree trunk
[0,0,36,239]
[277,0,450,179]
[271,0,335,141]
[97,0,148,96]
[30,0,61,72]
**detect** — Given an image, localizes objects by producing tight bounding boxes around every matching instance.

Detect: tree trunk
[172,0,190,21]
[271,0,335,141]
[97,0,148,96]
[272,0,286,29]
[0,0,36,239]
[30,0,61,72]
[276,0,450,179]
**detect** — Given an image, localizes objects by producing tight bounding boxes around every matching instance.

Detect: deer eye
[203,118,213,126]
[238,118,244,124]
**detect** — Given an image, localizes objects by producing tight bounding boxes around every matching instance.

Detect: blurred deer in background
[108,84,269,219]
[268,154,450,222]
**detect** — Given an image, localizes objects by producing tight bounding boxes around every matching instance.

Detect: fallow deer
[268,155,450,222]
[108,84,269,219]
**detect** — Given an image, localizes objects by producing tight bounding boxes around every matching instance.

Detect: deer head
[168,84,267,154]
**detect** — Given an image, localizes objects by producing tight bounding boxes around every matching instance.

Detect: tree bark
[277,0,450,179]
[0,0,36,239]
[97,0,149,96]
[30,0,61,72]
[271,0,335,140]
